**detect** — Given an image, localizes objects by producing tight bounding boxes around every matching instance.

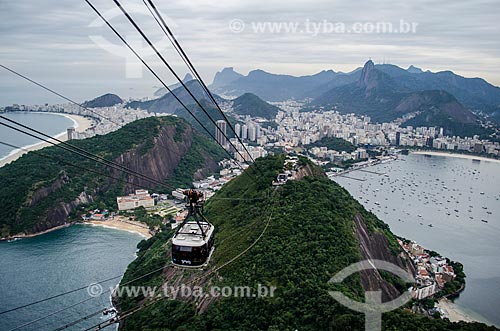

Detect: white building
[412,283,437,300]
[117,189,155,210]
[234,123,241,138]
[241,124,248,139]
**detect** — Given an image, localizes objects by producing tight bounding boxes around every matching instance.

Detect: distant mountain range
[210,67,339,101]
[82,93,122,108]
[210,63,500,125]
[153,73,193,98]
[127,80,224,114]
[312,60,491,137]
[128,80,281,122]
[119,60,500,137]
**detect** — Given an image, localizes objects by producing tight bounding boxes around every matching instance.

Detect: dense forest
[116,156,497,331]
[305,136,357,153]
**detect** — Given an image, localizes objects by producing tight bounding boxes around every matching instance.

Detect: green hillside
[0,116,226,237]
[232,93,281,119]
[116,156,496,331]
[305,136,356,153]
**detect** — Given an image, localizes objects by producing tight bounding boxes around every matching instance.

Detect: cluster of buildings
[6,102,155,139]
[82,208,110,221]
[7,96,499,159]
[213,118,269,162]
[309,146,369,163]
[172,159,245,201]
[393,128,499,155]
[272,155,300,185]
[215,99,499,159]
[398,239,457,300]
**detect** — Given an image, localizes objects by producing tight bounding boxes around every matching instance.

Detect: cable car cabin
[272,173,289,186]
[172,221,214,267]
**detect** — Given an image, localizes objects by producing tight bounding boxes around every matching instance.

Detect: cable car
[272,173,289,186]
[171,190,215,267]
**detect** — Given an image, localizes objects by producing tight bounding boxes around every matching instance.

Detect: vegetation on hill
[305,136,356,153]
[116,155,496,331]
[231,93,281,119]
[82,93,122,108]
[0,116,225,237]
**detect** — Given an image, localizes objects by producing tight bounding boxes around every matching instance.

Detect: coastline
[412,150,500,164]
[0,112,93,168]
[436,298,494,325]
[437,298,474,323]
[85,217,152,239]
[0,223,72,241]
[1,218,151,242]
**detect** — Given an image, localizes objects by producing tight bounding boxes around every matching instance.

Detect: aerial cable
[0,115,173,189]
[83,0,249,172]
[0,64,208,165]
[0,271,122,316]
[141,0,255,163]
[0,64,122,128]
[109,0,250,165]
[81,191,279,331]
[0,120,173,191]
[8,263,172,331]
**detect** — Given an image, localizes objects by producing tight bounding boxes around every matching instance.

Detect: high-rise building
[234,123,241,138]
[395,132,401,146]
[215,120,227,146]
[255,124,261,138]
[248,124,257,141]
[241,124,248,140]
[67,127,76,140]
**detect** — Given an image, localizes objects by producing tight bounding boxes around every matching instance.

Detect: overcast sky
[1,0,499,106]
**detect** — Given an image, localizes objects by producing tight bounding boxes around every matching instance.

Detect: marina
[333,153,500,327]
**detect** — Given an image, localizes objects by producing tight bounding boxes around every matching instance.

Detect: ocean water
[0,112,75,160]
[333,153,500,327]
[0,225,143,331]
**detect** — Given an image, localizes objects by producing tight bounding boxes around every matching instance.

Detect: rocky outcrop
[27,171,70,207]
[353,213,416,302]
[295,162,326,180]
[114,124,194,193]
[31,191,94,234]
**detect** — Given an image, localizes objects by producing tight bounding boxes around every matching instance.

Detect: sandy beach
[437,298,475,323]
[412,151,500,164]
[86,216,152,238]
[0,113,93,168]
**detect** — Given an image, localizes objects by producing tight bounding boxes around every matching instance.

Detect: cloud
[0,0,499,105]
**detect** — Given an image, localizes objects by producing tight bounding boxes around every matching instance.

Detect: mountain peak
[211,67,244,89]
[407,65,423,74]
[248,69,269,76]
[357,60,378,89]
[364,59,375,69]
